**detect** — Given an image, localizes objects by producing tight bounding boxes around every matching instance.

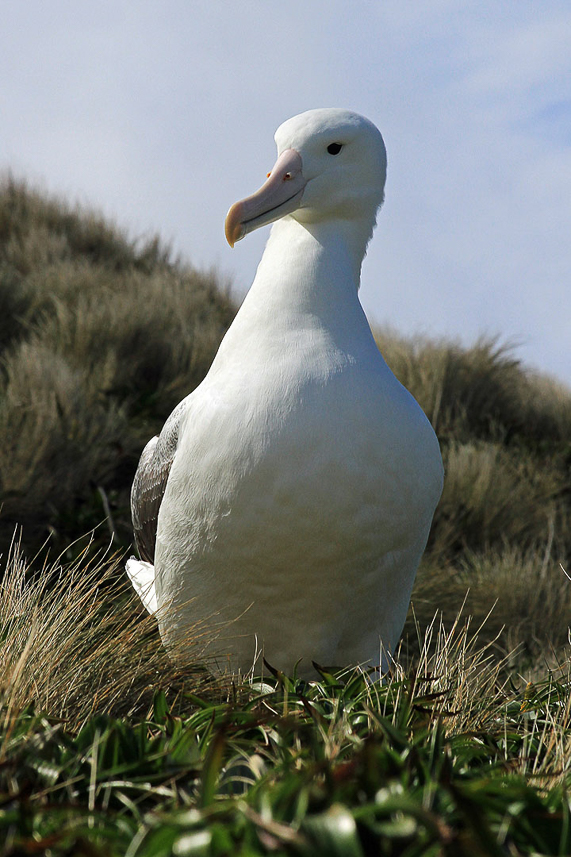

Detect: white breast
[153,222,442,676]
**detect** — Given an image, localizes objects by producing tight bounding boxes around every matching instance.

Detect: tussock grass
[0,535,215,730]
[432,440,564,556]
[376,328,571,447]
[377,331,571,670]
[0,177,570,851]
[409,548,571,671]
[0,342,130,543]
[0,554,568,855]
[0,177,234,555]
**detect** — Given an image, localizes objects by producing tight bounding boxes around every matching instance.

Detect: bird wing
[130,397,189,563]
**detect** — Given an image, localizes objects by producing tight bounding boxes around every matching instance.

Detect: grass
[0,547,569,855]
[0,538,181,727]
[0,177,570,854]
[0,176,234,556]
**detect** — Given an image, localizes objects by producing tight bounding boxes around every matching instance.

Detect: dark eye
[327,142,343,155]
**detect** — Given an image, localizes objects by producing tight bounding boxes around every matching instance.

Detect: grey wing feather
[131,397,190,563]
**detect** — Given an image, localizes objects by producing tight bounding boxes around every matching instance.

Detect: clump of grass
[377,328,571,449]
[374,327,571,669]
[431,440,564,557]
[0,533,216,729]
[0,177,235,556]
[408,548,571,673]
[377,332,571,560]
[0,341,131,548]
[0,574,568,855]
[0,174,168,353]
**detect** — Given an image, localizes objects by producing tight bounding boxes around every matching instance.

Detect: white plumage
[126,108,443,678]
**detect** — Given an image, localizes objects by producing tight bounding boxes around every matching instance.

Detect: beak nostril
[225,148,304,247]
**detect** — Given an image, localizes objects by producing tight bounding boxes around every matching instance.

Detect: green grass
[0,549,569,856]
[0,177,570,854]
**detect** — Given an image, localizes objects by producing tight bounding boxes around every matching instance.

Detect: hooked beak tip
[224,201,244,247]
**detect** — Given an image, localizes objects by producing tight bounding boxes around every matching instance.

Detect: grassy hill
[0,176,235,556]
[1,176,569,664]
[0,178,569,855]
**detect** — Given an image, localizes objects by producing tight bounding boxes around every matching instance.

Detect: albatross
[126,108,443,677]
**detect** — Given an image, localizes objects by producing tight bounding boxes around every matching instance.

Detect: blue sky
[2,1,570,383]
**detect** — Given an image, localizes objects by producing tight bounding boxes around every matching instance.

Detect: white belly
[154,360,443,677]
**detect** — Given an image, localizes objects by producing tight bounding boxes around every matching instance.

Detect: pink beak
[225,148,306,247]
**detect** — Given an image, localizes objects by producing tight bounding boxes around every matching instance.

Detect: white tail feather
[126,557,158,615]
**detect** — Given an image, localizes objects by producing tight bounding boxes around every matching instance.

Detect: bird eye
[327,142,343,155]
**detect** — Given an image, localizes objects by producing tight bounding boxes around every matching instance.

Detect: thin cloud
[0,1,569,382]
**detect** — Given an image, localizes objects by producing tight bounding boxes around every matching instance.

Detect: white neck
[245,215,372,314]
[212,215,381,370]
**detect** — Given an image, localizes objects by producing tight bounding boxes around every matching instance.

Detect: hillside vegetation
[376,330,571,668]
[0,178,569,855]
[0,176,234,556]
[1,176,569,666]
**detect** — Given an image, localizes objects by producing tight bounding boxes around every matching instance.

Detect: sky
[2,1,570,384]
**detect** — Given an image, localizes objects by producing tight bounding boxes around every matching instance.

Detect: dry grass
[374,326,571,670]
[431,440,565,557]
[377,327,571,448]
[407,547,571,673]
[0,526,567,771]
[0,341,130,544]
[0,580,567,856]
[0,177,235,555]
[399,610,571,785]
[0,533,217,730]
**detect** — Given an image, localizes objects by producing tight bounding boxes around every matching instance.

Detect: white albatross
[126,108,443,678]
